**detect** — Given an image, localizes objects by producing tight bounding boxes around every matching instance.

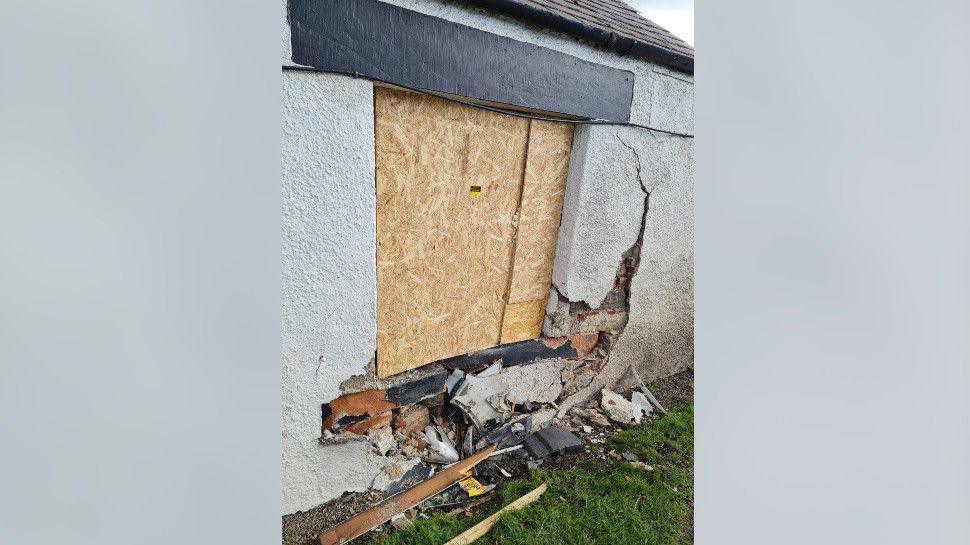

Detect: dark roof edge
[460,0,694,74]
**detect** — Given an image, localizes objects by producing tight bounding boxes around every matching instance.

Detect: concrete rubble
[371,458,421,492]
[315,359,677,543]
[601,387,641,425]
[368,426,396,456]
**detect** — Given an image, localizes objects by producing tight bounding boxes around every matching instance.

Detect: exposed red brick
[569,332,599,358]
[572,308,628,334]
[322,389,398,430]
[541,336,568,349]
[342,412,393,435]
[393,404,430,437]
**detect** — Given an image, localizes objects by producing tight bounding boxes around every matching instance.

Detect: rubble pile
[315,376,664,543]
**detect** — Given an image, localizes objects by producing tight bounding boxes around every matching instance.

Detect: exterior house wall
[282,72,388,514]
[281,0,693,514]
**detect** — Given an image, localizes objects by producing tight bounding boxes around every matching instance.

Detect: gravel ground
[282,366,694,545]
[283,490,383,545]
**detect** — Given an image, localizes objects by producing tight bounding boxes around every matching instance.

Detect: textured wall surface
[611,128,694,383]
[553,123,648,308]
[281,0,693,515]
[615,71,695,382]
[281,0,290,65]
[281,71,388,515]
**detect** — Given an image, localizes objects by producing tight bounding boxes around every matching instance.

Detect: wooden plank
[499,299,547,344]
[375,87,530,378]
[499,120,574,342]
[506,120,574,304]
[318,445,497,545]
[442,483,548,545]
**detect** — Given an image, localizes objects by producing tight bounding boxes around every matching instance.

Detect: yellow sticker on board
[469,185,482,195]
[458,477,489,497]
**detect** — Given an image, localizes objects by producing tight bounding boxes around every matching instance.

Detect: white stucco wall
[553,124,648,308]
[611,128,695,382]
[281,0,693,514]
[281,71,389,515]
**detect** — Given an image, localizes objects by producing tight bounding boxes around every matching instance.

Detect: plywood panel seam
[496,119,534,345]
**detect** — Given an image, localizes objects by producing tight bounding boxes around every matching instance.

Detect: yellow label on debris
[459,477,488,497]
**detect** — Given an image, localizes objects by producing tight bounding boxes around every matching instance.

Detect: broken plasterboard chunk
[451,372,509,429]
[477,361,502,377]
[504,359,564,405]
[601,388,640,425]
[630,391,653,419]
[446,369,466,394]
[424,426,460,463]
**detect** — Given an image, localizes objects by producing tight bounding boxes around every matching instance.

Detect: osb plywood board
[499,299,547,343]
[505,120,575,304]
[375,87,530,378]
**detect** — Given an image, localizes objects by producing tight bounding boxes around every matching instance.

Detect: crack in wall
[616,133,648,194]
[553,187,651,418]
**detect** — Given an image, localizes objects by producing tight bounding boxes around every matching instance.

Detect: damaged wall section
[552,123,647,309]
[550,69,694,397]
[610,119,695,385]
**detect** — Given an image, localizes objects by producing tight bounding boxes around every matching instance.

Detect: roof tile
[513,0,693,58]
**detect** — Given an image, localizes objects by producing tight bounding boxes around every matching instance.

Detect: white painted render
[610,128,695,382]
[281,0,693,514]
[281,0,291,66]
[552,123,648,308]
[281,71,389,514]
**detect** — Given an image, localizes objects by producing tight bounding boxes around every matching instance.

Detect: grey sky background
[627,0,694,45]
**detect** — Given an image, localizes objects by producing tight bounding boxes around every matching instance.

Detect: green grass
[362,400,693,545]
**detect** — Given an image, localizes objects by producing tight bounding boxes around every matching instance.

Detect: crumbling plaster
[281,0,693,515]
[556,127,695,418]
[282,71,389,515]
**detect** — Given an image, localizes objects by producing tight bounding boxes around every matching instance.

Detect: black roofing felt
[461,0,694,73]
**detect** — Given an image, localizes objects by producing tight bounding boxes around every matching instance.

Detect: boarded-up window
[375,87,574,378]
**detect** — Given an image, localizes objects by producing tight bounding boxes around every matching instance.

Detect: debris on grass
[354,398,694,545]
[442,483,547,545]
[628,363,668,415]
[601,387,641,425]
[317,445,496,545]
[522,426,582,459]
